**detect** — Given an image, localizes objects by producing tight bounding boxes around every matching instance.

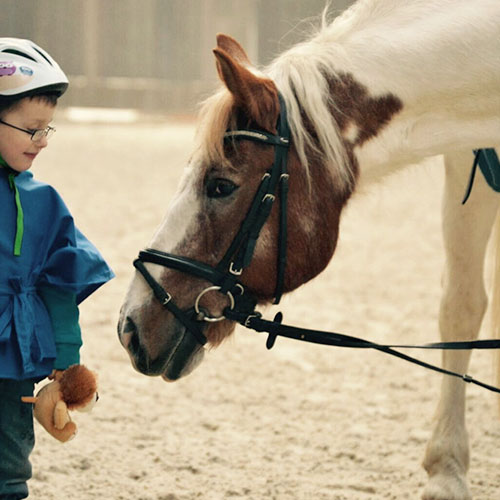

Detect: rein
[133,93,500,394]
[224,309,500,394]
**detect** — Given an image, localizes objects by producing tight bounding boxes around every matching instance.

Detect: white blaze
[123,161,201,310]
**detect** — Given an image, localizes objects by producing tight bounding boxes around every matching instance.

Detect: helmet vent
[33,47,53,66]
[2,48,37,62]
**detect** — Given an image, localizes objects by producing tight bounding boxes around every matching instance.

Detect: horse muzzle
[118,311,205,381]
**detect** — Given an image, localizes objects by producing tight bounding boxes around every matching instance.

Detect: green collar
[0,153,24,256]
[0,152,9,169]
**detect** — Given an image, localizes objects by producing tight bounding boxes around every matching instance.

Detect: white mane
[265,0,500,189]
[196,7,359,193]
[265,10,354,192]
[264,0,406,191]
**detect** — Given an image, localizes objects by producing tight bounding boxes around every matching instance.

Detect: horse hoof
[422,473,472,500]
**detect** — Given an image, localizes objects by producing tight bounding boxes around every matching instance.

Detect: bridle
[132,93,500,395]
[133,92,291,347]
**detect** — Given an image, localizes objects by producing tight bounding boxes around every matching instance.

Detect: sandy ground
[25,117,500,500]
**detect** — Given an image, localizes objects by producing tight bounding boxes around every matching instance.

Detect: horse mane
[266,12,354,191]
[195,5,367,192]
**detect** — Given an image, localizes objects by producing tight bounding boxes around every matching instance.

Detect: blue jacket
[0,167,114,380]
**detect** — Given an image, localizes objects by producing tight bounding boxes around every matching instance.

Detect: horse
[118,1,500,498]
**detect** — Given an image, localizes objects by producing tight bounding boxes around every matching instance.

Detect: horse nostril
[129,325,141,355]
[124,316,138,335]
[119,316,139,352]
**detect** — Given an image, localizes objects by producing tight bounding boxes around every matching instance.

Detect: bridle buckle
[229,262,242,276]
[244,312,262,328]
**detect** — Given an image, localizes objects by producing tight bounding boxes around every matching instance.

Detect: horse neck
[348,1,499,179]
[305,0,500,185]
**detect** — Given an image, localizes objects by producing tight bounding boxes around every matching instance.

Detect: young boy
[0,38,114,499]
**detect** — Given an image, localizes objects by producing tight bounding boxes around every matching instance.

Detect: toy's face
[76,392,99,413]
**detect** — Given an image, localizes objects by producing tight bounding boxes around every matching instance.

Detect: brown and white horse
[118,1,500,499]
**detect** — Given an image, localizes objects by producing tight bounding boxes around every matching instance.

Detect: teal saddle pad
[462,148,500,204]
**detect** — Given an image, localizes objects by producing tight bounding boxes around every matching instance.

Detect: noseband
[133,93,291,346]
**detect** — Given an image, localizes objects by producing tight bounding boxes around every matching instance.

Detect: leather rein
[133,93,500,394]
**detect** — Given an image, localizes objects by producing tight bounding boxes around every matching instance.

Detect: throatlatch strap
[7,173,24,256]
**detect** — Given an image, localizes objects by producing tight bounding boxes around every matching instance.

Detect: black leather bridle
[133,93,291,346]
[132,93,500,395]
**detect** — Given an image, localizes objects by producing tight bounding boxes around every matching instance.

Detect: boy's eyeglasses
[0,119,56,141]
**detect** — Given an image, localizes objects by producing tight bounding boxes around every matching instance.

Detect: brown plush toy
[22,364,98,443]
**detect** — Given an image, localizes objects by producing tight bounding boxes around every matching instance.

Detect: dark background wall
[1,0,353,113]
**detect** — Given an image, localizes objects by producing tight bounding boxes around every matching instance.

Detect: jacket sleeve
[38,285,82,370]
[39,214,115,305]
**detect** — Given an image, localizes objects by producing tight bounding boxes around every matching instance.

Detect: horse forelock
[195,89,236,172]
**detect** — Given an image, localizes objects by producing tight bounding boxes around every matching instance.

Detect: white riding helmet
[0,37,68,103]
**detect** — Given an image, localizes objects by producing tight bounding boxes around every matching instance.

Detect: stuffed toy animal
[22,364,98,442]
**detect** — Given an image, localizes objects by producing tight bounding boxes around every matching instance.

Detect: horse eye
[206,178,238,199]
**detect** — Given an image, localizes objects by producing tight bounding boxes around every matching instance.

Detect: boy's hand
[48,369,64,381]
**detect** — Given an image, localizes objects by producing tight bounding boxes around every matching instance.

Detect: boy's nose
[36,136,49,149]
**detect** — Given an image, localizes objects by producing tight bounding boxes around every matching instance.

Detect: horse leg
[422,150,499,500]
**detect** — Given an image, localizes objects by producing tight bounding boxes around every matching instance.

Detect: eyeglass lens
[32,127,55,141]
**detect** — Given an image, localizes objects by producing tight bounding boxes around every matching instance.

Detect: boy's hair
[0,93,58,119]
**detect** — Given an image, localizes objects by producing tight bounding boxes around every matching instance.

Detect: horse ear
[215,33,251,66]
[213,43,279,133]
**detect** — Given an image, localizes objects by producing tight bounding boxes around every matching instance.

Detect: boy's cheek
[0,151,33,172]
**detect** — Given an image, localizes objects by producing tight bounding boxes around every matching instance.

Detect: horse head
[118,34,355,381]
